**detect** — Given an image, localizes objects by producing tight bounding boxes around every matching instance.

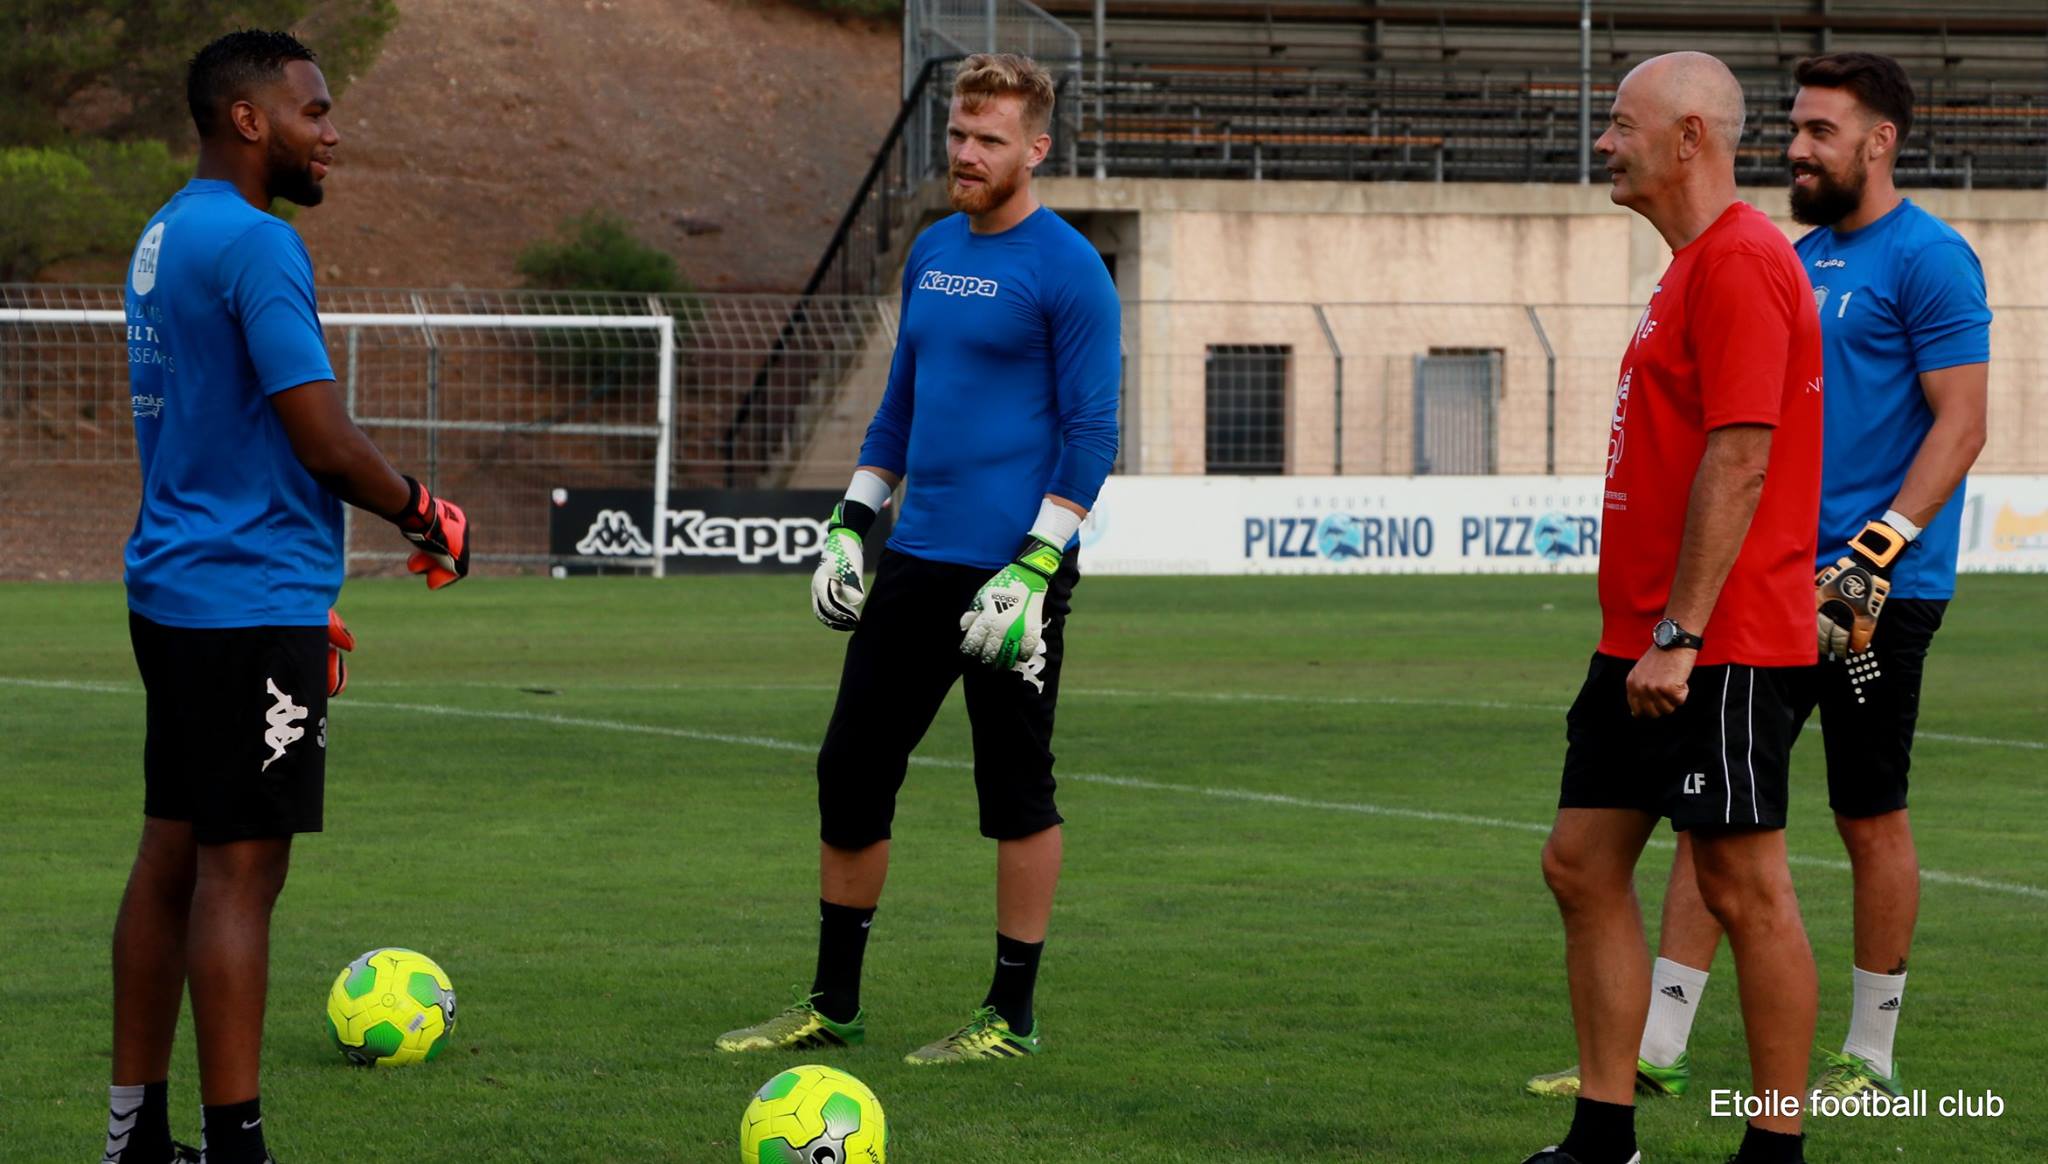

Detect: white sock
[1639,957,1710,1068]
[1843,966,1906,1077]
[103,1083,145,1163]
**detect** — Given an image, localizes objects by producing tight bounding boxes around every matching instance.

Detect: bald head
[1622,52,1747,156]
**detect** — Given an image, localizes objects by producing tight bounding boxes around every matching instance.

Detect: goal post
[0,307,678,577]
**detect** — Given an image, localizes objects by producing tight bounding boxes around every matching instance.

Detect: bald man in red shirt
[1522,53,1825,1164]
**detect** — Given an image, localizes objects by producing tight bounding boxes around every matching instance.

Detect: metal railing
[1072,61,2048,188]
[905,0,1082,96]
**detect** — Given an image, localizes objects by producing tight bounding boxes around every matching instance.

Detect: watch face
[1653,621,1675,648]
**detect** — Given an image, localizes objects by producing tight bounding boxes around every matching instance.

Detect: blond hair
[954,52,1056,135]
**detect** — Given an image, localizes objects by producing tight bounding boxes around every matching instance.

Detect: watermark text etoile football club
[1710,1088,2007,1121]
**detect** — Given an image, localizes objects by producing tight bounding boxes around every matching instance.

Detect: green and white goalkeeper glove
[959,500,1083,670]
[959,537,1063,669]
[811,471,891,631]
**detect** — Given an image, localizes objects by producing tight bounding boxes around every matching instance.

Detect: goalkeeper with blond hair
[716,52,1118,1065]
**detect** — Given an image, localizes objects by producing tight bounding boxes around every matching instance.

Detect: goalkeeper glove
[327,608,355,697]
[811,499,877,631]
[391,475,470,590]
[1816,517,1911,660]
[959,537,1063,670]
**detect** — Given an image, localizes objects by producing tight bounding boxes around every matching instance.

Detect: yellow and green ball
[740,1064,885,1164]
[324,947,457,1067]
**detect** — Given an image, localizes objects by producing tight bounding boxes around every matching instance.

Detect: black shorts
[816,548,1078,848]
[1792,598,1947,819]
[1558,652,1803,832]
[129,611,328,843]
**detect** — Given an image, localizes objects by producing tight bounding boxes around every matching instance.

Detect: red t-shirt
[1598,202,1824,668]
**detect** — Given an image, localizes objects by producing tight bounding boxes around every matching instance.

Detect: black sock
[1734,1123,1804,1164]
[199,1097,265,1164]
[1557,1096,1636,1164]
[982,932,1044,1033]
[809,900,874,1024]
[105,1081,173,1163]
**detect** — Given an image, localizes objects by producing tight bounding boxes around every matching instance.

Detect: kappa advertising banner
[1958,475,2048,573]
[1079,476,1608,576]
[549,488,890,574]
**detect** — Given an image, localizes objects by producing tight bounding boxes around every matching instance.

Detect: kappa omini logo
[130,222,165,295]
[1606,367,1632,480]
[262,678,308,772]
[917,269,1000,298]
[576,509,654,557]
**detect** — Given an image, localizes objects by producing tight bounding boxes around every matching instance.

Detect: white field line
[334,677,2048,752]
[4,676,2041,902]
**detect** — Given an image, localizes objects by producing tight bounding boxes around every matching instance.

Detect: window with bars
[1205,344,1289,475]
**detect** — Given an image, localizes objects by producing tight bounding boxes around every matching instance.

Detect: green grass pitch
[2,575,2043,1162]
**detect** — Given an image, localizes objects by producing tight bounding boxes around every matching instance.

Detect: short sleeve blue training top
[1794,198,1991,599]
[124,179,342,628]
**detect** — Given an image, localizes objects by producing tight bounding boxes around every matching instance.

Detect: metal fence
[7,288,2044,581]
[904,0,1081,97]
[0,286,885,580]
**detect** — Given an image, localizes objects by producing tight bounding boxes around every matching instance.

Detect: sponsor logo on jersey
[917,269,1000,298]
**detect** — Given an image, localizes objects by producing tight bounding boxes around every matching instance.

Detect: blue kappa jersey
[123,180,341,628]
[860,207,1121,570]
[1795,199,1991,599]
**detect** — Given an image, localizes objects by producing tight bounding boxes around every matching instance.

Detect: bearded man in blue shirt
[106,30,469,1164]
[716,52,1120,1066]
[1524,52,1990,1126]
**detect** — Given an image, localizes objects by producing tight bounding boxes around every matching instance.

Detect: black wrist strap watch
[1652,617,1704,651]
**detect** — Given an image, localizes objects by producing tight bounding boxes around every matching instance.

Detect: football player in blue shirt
[106,31,470,1164]
[716,52,1120,1065]
[1525,52,1989,1116]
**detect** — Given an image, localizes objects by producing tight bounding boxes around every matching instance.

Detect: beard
[947,163,1023,216]
[268,137,326,208]
[1789,160,1864,226]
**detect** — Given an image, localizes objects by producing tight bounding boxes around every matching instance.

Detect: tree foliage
[0,2,394,279]
[516,212,686,295]
[3,1,398,148]
[0,140,189,280]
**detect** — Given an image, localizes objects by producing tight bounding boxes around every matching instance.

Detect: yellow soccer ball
[740,1064,885,1164]
[324,947,458,1067]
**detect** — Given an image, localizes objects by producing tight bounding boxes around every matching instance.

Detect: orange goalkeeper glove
[1816,519,1910,660]
[391,475,471,589]
[327,608,355,697]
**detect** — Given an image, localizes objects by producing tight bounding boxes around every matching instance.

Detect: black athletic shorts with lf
[1791,597,1947,819]
[1558,652,1804,832]
[129,611,329,843]
[817,547,1079,848]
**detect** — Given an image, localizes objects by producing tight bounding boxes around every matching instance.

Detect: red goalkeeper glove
[391,475,470,589]
[327,608,355,697]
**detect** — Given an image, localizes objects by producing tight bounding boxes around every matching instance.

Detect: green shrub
[516,211,684,294]
[0,139,188,280]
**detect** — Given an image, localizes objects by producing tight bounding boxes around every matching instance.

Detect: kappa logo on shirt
[1814,258,1847,269]
[917,269,1000,298]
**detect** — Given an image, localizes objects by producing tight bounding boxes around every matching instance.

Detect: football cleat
[1525,1052,1690,1099]
[1809,1048,1900,1099]
[715,989,864,1053]
[1519,1149,1641,1164]
[903,1006,1040,1064]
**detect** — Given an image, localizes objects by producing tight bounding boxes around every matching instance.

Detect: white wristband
[1027,498,1084,549]
[1880,509,1923,542]
[845,470,893,513]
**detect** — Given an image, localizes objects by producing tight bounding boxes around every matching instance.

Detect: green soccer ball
[324,947,457,1067]
[740,1064,885,1163]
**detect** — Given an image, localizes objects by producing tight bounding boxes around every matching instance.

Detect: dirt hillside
[292,0,902,292]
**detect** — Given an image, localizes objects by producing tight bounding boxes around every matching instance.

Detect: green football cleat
[714,989,864,1053]
[903,1006,1040,1064]
[1524,1052,1691,1099]
[1809,1048,1901,1099]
